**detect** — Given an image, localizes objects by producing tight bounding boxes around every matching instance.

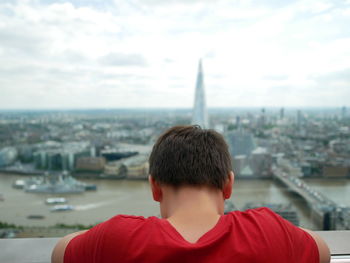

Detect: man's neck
[160,185,224,218]
[159,185,225,243]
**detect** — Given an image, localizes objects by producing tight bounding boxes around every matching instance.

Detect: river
[0,173,349,230]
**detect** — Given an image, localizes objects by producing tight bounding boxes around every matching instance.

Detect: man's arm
[301,228,330,263]
[51,230,87,263]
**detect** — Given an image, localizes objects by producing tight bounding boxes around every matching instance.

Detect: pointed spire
[192,59,209,128]
[198,59,203,74]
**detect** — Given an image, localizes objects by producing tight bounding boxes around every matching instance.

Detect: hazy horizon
[0,106,346,113]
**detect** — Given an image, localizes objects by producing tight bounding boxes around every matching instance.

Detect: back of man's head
[149,125,232,189]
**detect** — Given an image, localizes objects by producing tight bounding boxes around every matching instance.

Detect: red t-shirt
[64,207,319,263]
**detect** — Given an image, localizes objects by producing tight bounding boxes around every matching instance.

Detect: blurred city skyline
[1,0,350,109]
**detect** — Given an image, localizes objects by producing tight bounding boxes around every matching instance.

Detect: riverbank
[0,223,85,238]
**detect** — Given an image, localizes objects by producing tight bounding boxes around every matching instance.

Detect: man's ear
[223,171,234,199]
[148,175,162,202]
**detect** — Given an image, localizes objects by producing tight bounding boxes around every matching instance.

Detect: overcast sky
[0,0,349,109]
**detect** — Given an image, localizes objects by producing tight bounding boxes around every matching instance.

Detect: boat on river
[46,197,67,204]
[27,214,45,219]
[12,179,25,189]
[50,204,74,212]
[23,172,96,194]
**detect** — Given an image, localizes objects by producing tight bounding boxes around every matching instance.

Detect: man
[52,125,330,263]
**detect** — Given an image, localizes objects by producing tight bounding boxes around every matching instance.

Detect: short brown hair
[149,125,232,189]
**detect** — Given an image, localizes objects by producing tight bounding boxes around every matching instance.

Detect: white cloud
[0,0,349,109]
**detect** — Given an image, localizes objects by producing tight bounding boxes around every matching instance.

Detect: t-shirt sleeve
[257,207,319,263]
[64,215,146,263]
[64,221,109,263]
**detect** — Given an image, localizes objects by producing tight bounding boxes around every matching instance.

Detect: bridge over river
[272,165,350,230]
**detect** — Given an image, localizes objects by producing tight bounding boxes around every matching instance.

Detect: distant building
[259,108,266,127]
[75,157,106,172]
[297,110,302,128]
[123,154,149,180]
[33,151,47,169]
[101,154,149,180]
[226,130,256,157]
[341,106,347,119]
[18,145,34,163]
[101,149,138,161]
[236,116,241,128]
[33,142,90,171]
[232,155,247,175]
[329,140,348,154]
[280,108,284,120]
[103,162,127,179]
[250,147,272,176]
[323,165,348,178]
[90,147,96,157]
[301,162,312,177]
[192,59,209,128]
[0,147,18,167]
[47,152,62,170]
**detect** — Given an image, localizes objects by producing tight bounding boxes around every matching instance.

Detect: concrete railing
[0,231,349,263]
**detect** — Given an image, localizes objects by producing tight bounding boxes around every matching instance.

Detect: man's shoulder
[101,214,155,228]
[227,207,277,219]
[225,207,286,230]
[109,214,148,221]
[68,215,156,247]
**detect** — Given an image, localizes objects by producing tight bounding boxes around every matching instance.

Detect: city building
[341,106,347,120]
[280,108,284,120]
[103,162,127,179]
[226,130,256,156]
[231,155,247,175]
[297,110,303,129]
[0,147,18,167]
[101,149,138,161]
[259,108,266,127]
[75,157,106,172]
[33,142,91,171]
[192,59,209,129]
[251,147,272,176]
[323,165,348,178]
[123,154,149,180]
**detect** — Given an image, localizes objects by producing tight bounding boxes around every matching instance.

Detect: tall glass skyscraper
[192,59,209,128]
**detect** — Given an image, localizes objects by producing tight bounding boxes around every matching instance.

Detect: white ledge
[0,231,349,263]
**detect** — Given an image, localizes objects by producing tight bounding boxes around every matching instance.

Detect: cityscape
[0,61,349,238]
